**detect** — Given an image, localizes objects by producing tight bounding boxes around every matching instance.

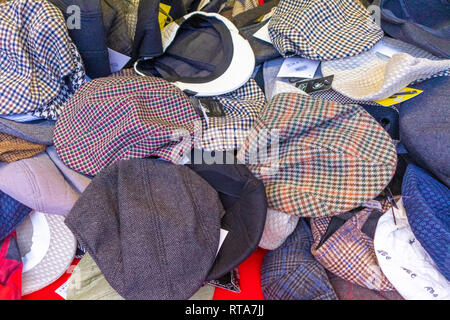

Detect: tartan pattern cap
[268,0,383,60]
[261,218,338,300]
[200,80,266,151]
[0,0,86,120]
[54,76,201,176]
[310,207,394,291]
[237,93,397,218]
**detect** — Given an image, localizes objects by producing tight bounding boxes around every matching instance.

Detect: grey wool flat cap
[65,158,225,300]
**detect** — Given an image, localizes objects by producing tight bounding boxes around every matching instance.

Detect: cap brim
[135,12,255,97]
[17,211,77,295]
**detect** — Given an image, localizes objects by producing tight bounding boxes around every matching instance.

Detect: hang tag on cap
[108,48,131,73]
[294,75,334,93]
[277,57,320,79]
[190,97,226,119]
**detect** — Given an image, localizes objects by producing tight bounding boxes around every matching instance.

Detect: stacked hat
[0,118,55,146]
[399,76,450,187]
[261,219,338,300]
[380,0,450,59]
[54,76,201,176]
[268,0,383,60]
[65,158,225,300]
[401,164,450,281]
[326,271,404,300]
[374,197,450,300]
[198,79,266,152]
[310,206,395,291]
[321,37,450,101]
[0,0,86,120]
[186,162,268,280]
[135,11,255,96]
[16,211,77,295]
[0,153,81,215]
[0,133,47,163]
[237,93,397,218]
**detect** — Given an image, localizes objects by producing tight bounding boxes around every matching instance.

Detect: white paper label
[253,23,272,44]
[216,229,229,256]
[197,0,211,10]
[55,279,70,299]
[108,48,131,73]
[277,57,320,79]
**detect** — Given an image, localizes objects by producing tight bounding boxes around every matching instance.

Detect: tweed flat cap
[54,76,201,176]
[402,164,450,281]
[311,206,394,291]
[321,37,450,101]
[0,0,86,120]
[65,159,224,300]
[237,93,397,218]
[268,0,383,61]
[261,219,338,300]
[0,133,47,163]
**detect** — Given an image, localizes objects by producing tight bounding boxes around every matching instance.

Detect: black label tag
[294,75,334,93]
[190,97,226,118]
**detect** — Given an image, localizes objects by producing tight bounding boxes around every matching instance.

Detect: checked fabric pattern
[0,132,46,163]
[310,208,395,291]
[237,93,397,218]
[268,0,383,61]
[200,79,266,152]
[0,190,32,242]
[402,165,450,281]
[0,0,86,120]
[54,76,201,176]
[321,37,450,101]
[261,219,338,300]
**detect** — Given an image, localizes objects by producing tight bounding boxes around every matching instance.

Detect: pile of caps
[0,0,448,300]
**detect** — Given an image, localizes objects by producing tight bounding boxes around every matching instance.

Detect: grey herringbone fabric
[65,158,225,300]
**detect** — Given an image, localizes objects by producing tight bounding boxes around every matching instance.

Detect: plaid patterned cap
[54,76,201,176]
[321,37,450,101]
[0,0,86,120]
[0,132,47,163]
[310,207,394,291]
[268,0,383,61]
[261,218,338,300]
[237,93,397,218]
[199,79,266,152]
[402,164,450,281]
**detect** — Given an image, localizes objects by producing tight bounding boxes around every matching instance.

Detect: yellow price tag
[158,3,171,29]
[376,87,423,107]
